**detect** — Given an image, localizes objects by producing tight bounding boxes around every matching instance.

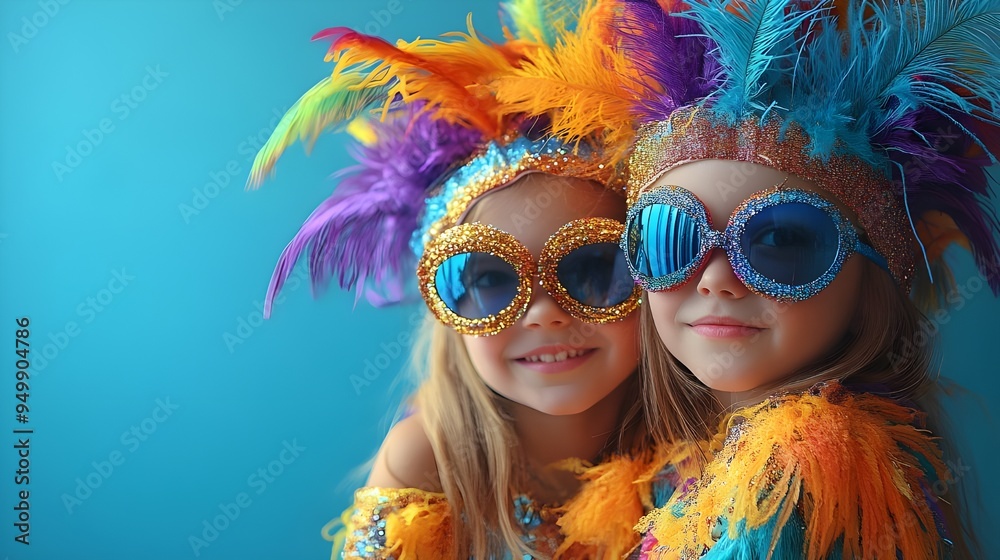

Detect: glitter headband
[613,0,1000,306]
[411,131,621,260]
[246,1,625,315]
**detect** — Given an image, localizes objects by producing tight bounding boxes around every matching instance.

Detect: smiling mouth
[516,348,594,363]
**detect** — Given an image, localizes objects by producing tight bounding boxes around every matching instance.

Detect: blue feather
[680,0,824,122]
[848,0,1000,147]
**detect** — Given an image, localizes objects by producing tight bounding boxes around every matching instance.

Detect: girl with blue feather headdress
[496,0,1000,557]
[612,0,1000,557]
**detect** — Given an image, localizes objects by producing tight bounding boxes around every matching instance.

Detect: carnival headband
[246,0,626,316]
[412,130,620,260]
[616,0,1000,306]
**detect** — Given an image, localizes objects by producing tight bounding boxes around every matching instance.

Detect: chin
[693,371,767,394]
[529,397,596,417]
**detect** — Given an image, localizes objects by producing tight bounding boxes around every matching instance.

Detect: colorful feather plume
[628,0,1000,304]
[490,0,641,165]
[248,15,528,192]
[246,73,391,189]
[644,383,950,560]
[678,0,823,122]
[613,0,721,122]
[317,18,527,138]
[262,104,482,315]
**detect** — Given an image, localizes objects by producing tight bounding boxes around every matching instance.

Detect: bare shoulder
[366,411,442,492]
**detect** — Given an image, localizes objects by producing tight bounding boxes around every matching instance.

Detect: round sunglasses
[418,218,641,336]
[622,185,890,301]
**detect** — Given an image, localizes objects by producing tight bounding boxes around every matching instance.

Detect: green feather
[500,0,582,45]
[247,73,391,189]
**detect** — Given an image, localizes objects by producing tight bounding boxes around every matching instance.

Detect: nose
[521,281,573,329]
[696,249,750,299]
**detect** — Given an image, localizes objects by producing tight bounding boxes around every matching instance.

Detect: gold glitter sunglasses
[417,217,641,336]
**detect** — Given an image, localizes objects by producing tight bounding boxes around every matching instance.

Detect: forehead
[652,160,858,223]
[464,173,625,254]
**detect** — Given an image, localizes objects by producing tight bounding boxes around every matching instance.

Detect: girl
[248,2,661,557]
[607,0,1000,557]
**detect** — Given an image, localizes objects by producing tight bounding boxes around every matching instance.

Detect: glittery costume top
[637,382,955,560]
[332,451,682,560]
[337,488,562,559]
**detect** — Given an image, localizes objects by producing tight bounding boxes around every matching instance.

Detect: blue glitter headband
[410,133,621,260]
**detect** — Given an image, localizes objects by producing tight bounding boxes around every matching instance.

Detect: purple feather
[613,0,721,123]
[876,109,1000,293]
[264,103,483,316]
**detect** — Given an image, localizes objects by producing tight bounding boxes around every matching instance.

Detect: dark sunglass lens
[742,203,840,286]
[557,243,634,307]
[435,252,519,319]
[626,204,701,279]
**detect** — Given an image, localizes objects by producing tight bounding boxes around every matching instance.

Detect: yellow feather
[491,0,641,166]
[644,383,949,560]
[328,16,527,137]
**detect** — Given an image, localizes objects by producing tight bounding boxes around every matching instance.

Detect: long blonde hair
[411,313,645,558]
[640,260,978,557]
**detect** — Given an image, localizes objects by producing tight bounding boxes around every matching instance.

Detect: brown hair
[640,260,978,557]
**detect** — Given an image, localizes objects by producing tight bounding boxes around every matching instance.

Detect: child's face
[460,174,639,416]
[644,160,864,394]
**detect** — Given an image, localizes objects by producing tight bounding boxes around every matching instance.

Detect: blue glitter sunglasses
[621,185,890,302]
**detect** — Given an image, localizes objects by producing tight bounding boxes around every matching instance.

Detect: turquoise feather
[680,0,824,122]
[847,0,1000,145]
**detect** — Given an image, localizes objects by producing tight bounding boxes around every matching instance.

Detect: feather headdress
[248,1,624,315]
[613,0,1000,307]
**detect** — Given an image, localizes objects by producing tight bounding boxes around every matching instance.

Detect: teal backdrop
[0,1,997,558]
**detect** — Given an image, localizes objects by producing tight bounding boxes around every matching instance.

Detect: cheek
[462,333,509,380]
[602,313,640,363]
[647,291,683,345]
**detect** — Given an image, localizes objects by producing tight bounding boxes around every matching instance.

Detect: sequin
[417,218,641,336]
[411,134,626,261]
[623,185,890,301]
[340,488,564,559]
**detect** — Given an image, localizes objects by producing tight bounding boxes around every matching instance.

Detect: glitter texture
[417,223,535,337]
[624,185,891,302]
[341,487,563,559]
[342,487,448,558]
[411,133,625,260]
[540,218,641,323]
[418,219,639,336]
[627,110,915,290]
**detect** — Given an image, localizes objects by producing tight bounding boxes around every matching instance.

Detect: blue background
[0,0,997,559]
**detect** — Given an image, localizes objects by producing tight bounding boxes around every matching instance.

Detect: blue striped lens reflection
[627,204,702,278]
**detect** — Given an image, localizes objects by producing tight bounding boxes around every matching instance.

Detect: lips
[512,345,597,373]
[520,348,589,363]
[687,316,765,338]
[688,316,763,328]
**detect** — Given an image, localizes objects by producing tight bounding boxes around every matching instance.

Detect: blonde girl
[248,2,662,557]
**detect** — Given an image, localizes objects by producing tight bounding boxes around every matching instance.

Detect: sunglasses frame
[418,217,641,336]
[622,185,889,302]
